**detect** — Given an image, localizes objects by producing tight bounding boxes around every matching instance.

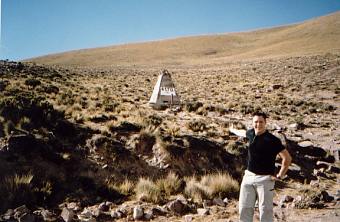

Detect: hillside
[28,11,340,67]
[1,11,339,222]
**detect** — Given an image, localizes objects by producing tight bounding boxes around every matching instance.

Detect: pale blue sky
[1,0,340,61]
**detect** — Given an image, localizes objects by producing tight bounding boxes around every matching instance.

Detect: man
[229,112,292,222]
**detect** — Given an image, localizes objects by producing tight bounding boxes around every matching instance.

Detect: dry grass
[184,173,240,203]
[200,172,239,199]
[27,12,340,67]
[156,171,184,196]
[135,177,164,204]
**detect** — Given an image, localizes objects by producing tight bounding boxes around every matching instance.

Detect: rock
[18,213,35,222]
[327,165,340,174]
[133,206,144,220]
[309,180,319,187]
[2,209,14,220]
[298,141,313,147]
[150,206,167,216]
[316,161,330,169]
[281,195,294,203]
[14,205,30,220]
[271,84,283,90]
[98,202,109,212]
[168,199,187,215]
[213,197,225,207]
[203,200,212,208]
[184,215,193,222]
[144,210,153,220]
[41,209,56,221]
[61,208,74,222]
[197,208,210,216]
[67,202,81,211]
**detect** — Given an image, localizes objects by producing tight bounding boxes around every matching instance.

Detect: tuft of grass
[200,172,239,199]
[135,177,164,204]
[156,171,184,196]
[0,173,36,211]
[184,173,239,203]
[186,119,207,132]
[118,179,135,196]
[184,177,208,203]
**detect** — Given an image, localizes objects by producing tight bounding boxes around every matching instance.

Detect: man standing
[230,112,292,222]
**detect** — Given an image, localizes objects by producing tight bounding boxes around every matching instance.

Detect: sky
[1,0,340,61]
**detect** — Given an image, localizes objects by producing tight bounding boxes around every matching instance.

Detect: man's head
[252,111,267,135]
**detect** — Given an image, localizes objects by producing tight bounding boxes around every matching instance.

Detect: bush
[184,173,239,203]
[200,172,239,199]
[186,120,207,132]
[184,101,203,112]
[24,78,41,88]
[0,174,36,212]
[156,171,184,196]
[184,177,208,203]
[135,178,164,204]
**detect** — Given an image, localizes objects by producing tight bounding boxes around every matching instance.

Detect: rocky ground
[0,52,339,221]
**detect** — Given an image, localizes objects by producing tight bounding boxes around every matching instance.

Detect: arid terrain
[0,11,339,222]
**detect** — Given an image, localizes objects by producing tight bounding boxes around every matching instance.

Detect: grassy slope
[27,11,340,67]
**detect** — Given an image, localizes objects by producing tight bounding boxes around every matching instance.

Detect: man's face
[252,115,266,135]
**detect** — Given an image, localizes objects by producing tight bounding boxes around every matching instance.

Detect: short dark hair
[252,111,268,120]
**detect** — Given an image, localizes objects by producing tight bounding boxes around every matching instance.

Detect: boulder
[168,199,187,215]
[197,208,210,216]
[133,205,144,220]
[61,208,74,222]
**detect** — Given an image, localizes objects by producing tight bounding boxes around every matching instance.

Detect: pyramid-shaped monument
[149,69,180,109]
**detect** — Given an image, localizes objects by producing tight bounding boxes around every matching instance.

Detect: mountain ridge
[27,11,340,67]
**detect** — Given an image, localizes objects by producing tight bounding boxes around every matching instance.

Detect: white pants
[239,170,275,222]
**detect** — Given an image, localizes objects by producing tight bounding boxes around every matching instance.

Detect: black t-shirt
[246,129,285,175]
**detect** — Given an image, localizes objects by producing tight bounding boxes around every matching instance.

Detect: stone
[168,199,186,215]
[133,206,144,220]
[144,210,153,220]
[14,205,30,220]
[98,202,109,212]
[61,208,74,222]
[67,202,81,211]
[3,209,14,220]
[41,209,56,221]
[18,213,35,222]
[309,180,319,187]
[184,215,193,222]
[197,208,210,216]
[327,165,340,174]
[213,197,225,207]
[298,141,313,147]
[151,206,167,216]
[316,161,330,169]
[203,200,212,208]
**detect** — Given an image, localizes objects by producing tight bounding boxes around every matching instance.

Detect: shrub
[0,173,36,212]
[184,101,203,112]
[186,119,207,132]
[143,114,162,127]
[225,141,246,156]
[24,78,41,88]
[156,171,184,196]
[200,172,239,199]
[184,173,239,203]
[184,177,208,203]
[118,179,135,196]
[135,130,156,154]
[135,178,164,204]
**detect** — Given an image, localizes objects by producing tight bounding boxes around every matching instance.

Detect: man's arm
[276,149,292,179]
